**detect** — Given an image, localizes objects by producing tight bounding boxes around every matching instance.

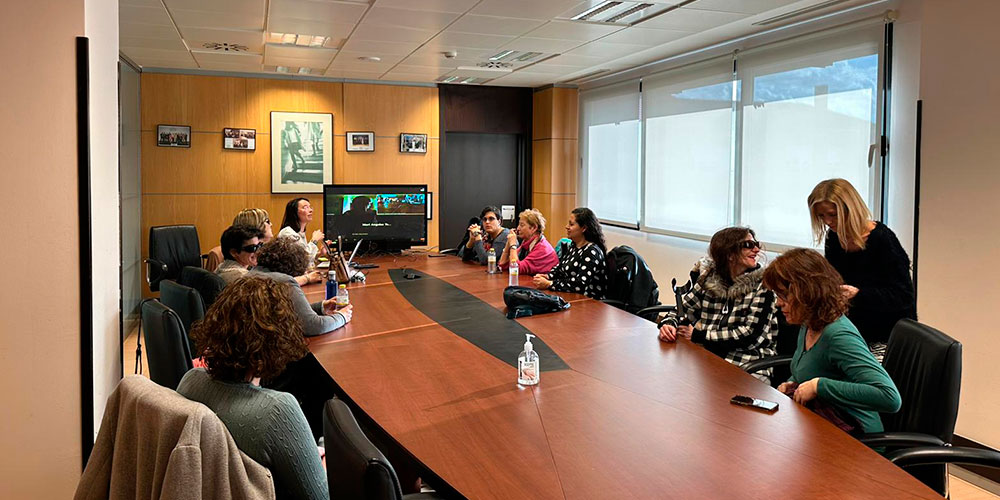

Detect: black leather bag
[503,286,570,319]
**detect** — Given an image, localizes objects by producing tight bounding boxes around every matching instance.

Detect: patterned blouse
[548,242,606,299]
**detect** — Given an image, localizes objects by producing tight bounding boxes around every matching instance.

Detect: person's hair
[233,208,270,234]
[518,208,546,235]
[762,248,849,331]
[479,205,501,222]
[256,238,309,277]
[350,196,371,212]
[220,225,264,261]
[190,275,307,382]
[708,227,757,284]
[280,197,310,233]
[571,207,606,254]
[808,178,872,251]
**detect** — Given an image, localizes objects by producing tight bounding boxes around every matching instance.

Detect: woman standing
[498,208,558,275]
[657,227,778,383]
[808,179,915,359]
[533,207,607,299]
[763,248,901,434]
[277,197,326,263]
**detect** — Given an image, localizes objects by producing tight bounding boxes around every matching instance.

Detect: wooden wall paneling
[140,73,251,132]
[551,139,579,194]
[343,83,439,137]
[141,131,252,194]
[532,140,553,194]
[551,88,579,140]
[533,89,553,141]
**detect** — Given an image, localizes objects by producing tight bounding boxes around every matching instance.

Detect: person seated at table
[533,207,607,299]
[459,205,510,265]
[763,248,901,434]
[656,227,778,383]
[215,225,263,284]
[808,178,915,361]
[176,275,328,500]
[498,208,558,275]
[252,238,351,337]
[278,197,326,263]
[234,207,274,242]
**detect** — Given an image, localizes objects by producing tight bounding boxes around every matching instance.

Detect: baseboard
[951,435,1000,494]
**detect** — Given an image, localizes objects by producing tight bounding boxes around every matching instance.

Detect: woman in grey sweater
[177,275,329,500]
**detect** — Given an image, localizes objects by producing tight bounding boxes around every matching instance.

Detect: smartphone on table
[730,395,779,413]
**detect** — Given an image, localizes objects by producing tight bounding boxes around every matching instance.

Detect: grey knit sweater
[177,368,329,500]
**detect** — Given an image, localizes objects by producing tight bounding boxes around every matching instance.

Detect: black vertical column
[76,36,95,468]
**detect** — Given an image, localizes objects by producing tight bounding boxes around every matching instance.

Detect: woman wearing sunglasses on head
[215,225,264,284]
[657,227,779,383]
[233,207,274,243]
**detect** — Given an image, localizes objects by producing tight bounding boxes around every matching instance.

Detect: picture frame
[270,111,333,194]
[156,124,191,148]
[399,133,428,154]
[346,131,375,152]
[223,128,256,151]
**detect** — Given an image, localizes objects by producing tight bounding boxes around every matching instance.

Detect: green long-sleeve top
[789,315,901,433]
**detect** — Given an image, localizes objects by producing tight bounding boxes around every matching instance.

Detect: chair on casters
[158,279,205,355]
[742,318,962,496]
[146,224,206,292]
[323,399,445,500]
[180,265,226,310]
[140,299,193,390]
[602,245,661,317]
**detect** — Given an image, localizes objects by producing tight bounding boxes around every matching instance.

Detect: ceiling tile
[120,23,180,40]
[191,51,264,65]
[380,72,441,83]
[164,0,266,15]
[523,20,623,41]
[120,36,188,51]
[180,28,265,53]
[351,23,436,43]
[135,58,201,70]
[170,8,264,31]
[542,52,603,67]
[120,5,173,25]
[400,51,481,68]
[121,47,196,62]
[638,7,749,31]
[121,0,163,7]
[264,53,336,67]
[362,6,460,31]
[340,39,421,56]
[425,31,515,51]
[326,58,396,72]
[499,37,581,53]
[198,61,266,72]
[266,18,355,40]
[486,73,552,87]
[516,62,584,75]
[333,51,405,66]
[691,0,801,15]
[372,0,477,14]
[567,41,649,58]
[268,0,368,25]
[598,26,689,46]
[446,15,545,37]
[265,44,338,61]
[391,64,452,76]
[471,0,582,20]
[324,69,385,80]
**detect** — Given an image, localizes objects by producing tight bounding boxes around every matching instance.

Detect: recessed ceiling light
[489,50,516,61]
[267,33,329,48]
[572,1,623,21]
[298,67,312,75]
[441,76,459,83]
[357,56,382,63]
[276,66,289,73]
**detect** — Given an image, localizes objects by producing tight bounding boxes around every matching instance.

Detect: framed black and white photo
[223,128,256,150]
[346,131,375,152]
[399,133,427,154]
[270,111,333,193]
[157,124,191,148]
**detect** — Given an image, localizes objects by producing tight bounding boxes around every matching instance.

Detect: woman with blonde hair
[808,179,915,359]
[233,208,274,242]
[498,208,559,275]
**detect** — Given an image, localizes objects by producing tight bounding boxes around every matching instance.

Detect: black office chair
[887,446,1000,498]
[323,399,443,500]
[743,319,962,495]
[140,300,193,390]
[635,276,690,323]
[440,216,480,256]
[158,279,204,355]
[180,265,226,309]
[146,225,205,292]
[602,245,660,317]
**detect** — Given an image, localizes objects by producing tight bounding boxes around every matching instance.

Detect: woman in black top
[533,207,607,299]
[808,179,915,357]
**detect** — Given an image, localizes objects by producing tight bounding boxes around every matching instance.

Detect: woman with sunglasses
[657,227,779,383]
[233,208,274,242]
[215,225,264,284]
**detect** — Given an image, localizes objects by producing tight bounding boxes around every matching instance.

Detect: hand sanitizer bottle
[487,247,497,274]
[508,245,519,286]
[518,334,539,386]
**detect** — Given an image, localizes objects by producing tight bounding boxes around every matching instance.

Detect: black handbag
[503,286,571,319]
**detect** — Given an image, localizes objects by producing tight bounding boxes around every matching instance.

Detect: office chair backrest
[140,300,193,390]
[881,319,962,441]
[148,225,202,292]
[605,245,660,314]
[180,266,226,310]
[158,279,204,355]
[205,246,224,273]
[323,399,404,500]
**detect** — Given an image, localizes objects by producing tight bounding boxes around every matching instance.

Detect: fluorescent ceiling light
[298,67,311,74]
[572,1,623,21]
[512,51,543,62]
[276,66,288,73]
[267,33,329,48]
[606,3,653,23]
[489,50,516,61]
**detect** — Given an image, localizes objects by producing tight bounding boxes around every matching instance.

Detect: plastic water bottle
[508,245,519,286]
[518,334,539,386]
[336,284,349,308]
[326,276,336,300]
[487,247,497,274]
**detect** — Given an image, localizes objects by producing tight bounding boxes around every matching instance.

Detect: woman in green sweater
[762,248,901,434]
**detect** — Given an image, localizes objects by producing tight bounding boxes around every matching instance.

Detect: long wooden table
[305,254,940,499]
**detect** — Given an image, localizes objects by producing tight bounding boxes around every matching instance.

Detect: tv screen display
[323,184,428,244]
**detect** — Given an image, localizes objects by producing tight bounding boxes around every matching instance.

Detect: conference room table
[303,253,940,499]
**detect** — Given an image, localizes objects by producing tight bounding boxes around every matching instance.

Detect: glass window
[581,81,641,226]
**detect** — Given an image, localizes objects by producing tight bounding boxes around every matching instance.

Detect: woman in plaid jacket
[657,227,778,383]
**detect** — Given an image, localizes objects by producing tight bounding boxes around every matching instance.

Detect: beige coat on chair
[75,376,275,500]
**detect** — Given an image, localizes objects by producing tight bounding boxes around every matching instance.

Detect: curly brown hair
[257,237,309,277]
[190,275,307,382]
[762,248,848,332]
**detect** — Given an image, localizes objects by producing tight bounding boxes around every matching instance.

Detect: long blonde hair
[234,208,270,235]
[807,178,872,250]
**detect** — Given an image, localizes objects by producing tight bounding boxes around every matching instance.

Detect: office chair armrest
[741,355,793,375]
[144,258,168,284]
[635,304,677,321]
[886,446,1000,468]
[438,248,458,255]
[402,493,450,500]
[858,432,946,448]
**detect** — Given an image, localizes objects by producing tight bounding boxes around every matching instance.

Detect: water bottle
[487,247,497,274]
[508,244,519,286]
[336,284,350,309]
[326,276,336,300]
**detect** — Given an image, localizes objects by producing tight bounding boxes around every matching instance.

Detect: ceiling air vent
[478,61,513,69]
[566,1,668,26]
[202,42,250,52]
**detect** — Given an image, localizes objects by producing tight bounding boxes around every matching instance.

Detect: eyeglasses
[240,243,263,253]
[738,240,762,250]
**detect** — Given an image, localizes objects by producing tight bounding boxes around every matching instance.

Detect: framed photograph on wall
[157,124,191,148]
[400,133,427,154]
[223,128,256,151]
[270,111,333,193]
[346,131,375,152]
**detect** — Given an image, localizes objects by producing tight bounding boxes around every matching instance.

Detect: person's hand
[506,231,518,247]
[677,324,694,340]
[533,275,552,289]
[311,229,325,243]
[304,270,322,284]
[335,304,353,323]
[536,274,548,280]
[322,297,338,315]
[658,324,677,342]
[841,285,859,299]
[777,381,799,396]
[793,378,819,404]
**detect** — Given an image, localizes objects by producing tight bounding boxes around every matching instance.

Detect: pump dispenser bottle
[517,334,539,386]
